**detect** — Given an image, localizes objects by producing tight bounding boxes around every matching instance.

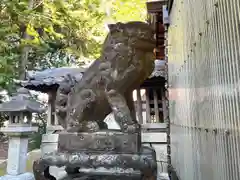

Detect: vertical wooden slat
[52,91,57,125]
[168,0,240,179]
[136,88,143,124]
[153,89,160,122]
[141,89,147,125]
[47,97,52,127]
[145,88,151,123]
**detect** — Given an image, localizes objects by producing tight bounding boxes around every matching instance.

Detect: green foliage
[40,0,107,58]
[0,0,147,92]
[111,0,147,22]
[0,0,108,91]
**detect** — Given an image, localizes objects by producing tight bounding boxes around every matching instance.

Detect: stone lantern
[0,88,45,180]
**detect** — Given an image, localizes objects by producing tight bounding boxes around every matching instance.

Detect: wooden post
[52,90,58,126]
[141,89,147,125]
[136,88,143,124]
[145,88,151,123]
[153,89,160,122]
[47,91,56,126]
[161,87,167,122]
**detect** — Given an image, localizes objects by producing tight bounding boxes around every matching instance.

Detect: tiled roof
[19,67,86,93]
[19,59,165,93]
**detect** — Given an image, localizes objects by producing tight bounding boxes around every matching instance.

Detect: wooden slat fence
[168,0,240,179]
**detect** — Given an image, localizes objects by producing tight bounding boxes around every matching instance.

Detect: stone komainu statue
[34,22,158,180]
[55,21,155,133]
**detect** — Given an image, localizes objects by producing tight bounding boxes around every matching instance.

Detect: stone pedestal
[33,131,157,180]
[7,137,28,175]
[0,125,38,180]
[41,134,59,157]
[42,125,63,157]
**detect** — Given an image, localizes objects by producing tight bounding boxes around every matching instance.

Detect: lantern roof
[0,88,45,113]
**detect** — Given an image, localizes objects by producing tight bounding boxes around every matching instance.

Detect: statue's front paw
[84,121,100,132]
[69,121,100,132]
[123,123,141,133]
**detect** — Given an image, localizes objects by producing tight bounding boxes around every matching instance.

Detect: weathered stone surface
[58,131,139,153]
[43,147,155,168]
[33,146,157,180]
[0,125,38,177]
[6,137,28,175]
[41,134,59,157]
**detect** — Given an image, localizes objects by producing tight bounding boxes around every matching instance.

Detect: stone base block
[46,125,64,134]
[0,173,35,180]
[57,131,139,153]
